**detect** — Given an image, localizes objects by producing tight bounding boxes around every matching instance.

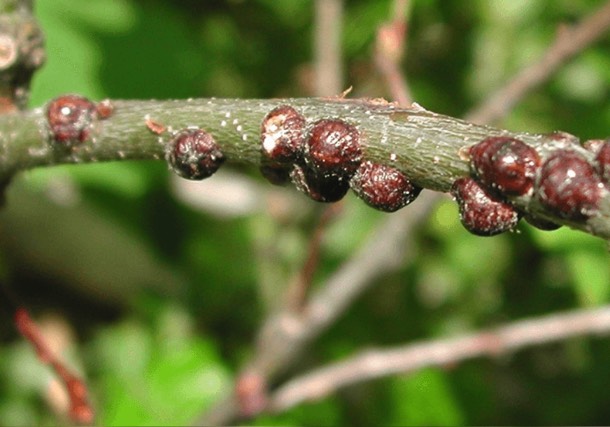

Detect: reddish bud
[306,119,362,178]
[536,150,604,220]
[46,94,97,145]
[290,164,349,203]
[166,128,225,180]
[260,105,305,163]
[594,140,610,184]
[469,136,540,196]
[95,99,114,119]
[350,161,421,212]
[451,177,520,236]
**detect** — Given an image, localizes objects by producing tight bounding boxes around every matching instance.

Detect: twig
[269,305,610,411]
[2,98,610,239]
[466,0,610,125]
[374,0,413,106]
[314,0,344,96]
[284,203,343,312]
[14,308,94,425]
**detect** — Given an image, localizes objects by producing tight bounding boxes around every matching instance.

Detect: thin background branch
[269,305,610,411]
[374,0,413,106]
[466,0,610,124]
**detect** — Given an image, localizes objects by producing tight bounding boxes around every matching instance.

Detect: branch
[466,0,610,125]
[314,0,344,96]
[1,97,609,239]
[374,0,413,106]
[268,305,610,411]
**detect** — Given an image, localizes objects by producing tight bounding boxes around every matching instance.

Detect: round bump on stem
[350,161,422,212]
[166,128,225,180]
[536,150,605,220]
[469,136,540,196]
[451,177,520,236]
[305,119,362,178]
[46,94,97,146]
[260,105,305,163]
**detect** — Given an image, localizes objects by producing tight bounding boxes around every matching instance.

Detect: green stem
[0,97,609,240]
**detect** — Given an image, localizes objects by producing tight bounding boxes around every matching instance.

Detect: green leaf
[567,250,610,306]
[388,369,464,426]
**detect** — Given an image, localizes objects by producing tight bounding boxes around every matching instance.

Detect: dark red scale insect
[166,128,225,180]
[46,94,97,146]
[469,136,540,196]
[260,105,306,163]
[451,177,520,236]
[290,164,349,203]
[305,119,362,178]
[536,150,604,220]
[350,161,422,212]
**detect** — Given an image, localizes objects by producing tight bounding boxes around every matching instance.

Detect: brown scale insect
[350,161,422,212]
[469,136,540,196]
[166,128,225,180]
[305,119,362,179]
[536,150,605,221]
[290,164,349,203]
[46,94,97,146]
[451,177,520,236]
[260,105,306,163]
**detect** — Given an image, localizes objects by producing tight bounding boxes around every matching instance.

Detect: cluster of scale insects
[45,95,610,237]
[455,135,610,236]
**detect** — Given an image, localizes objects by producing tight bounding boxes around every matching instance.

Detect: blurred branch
[466,0,610,125]
[269,305,610,411]
[284,203,343,312]
[0,0,44,111]
[314,0,344,96]
[374,0,413,106]
[14,308,94,425]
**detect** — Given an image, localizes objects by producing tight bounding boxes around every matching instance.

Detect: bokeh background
[0,0,610,425]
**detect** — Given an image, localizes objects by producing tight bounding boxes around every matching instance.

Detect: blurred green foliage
[0,0,609,425]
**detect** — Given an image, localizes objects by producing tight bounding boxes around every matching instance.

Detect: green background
[0,0,609,425]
